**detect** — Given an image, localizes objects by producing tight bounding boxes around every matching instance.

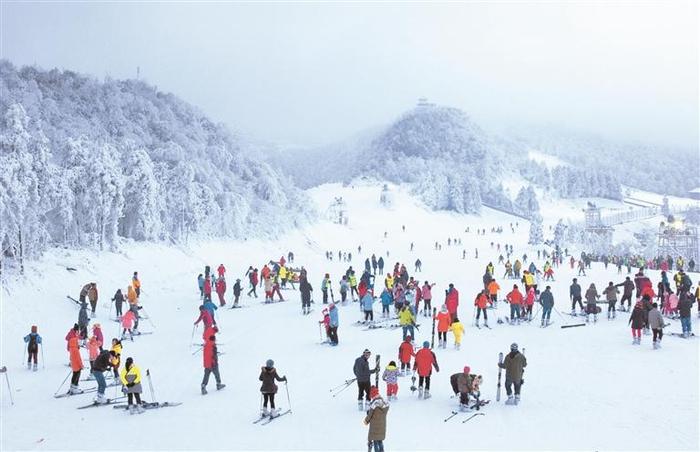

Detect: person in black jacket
[91,350,117,404]
[615,277,635,312]
[300,278,313,315]
[259,359,287,418]
[678,291,693,337]
[232,279,242,307]
[569,278,582,314]
[112,289,125,318]
[353,349,378,410]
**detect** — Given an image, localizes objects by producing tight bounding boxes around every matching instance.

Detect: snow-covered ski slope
[1,181,698,451]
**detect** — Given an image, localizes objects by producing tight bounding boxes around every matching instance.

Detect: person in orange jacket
[474,290,490,327]
[434,305,452,349]
[398,335,415,376]
[132,272,141,298]
[487,279,501,307]
[68,335,84,395]
[413,341,439,399]
[506,284,524,324]
[127,285,138,308]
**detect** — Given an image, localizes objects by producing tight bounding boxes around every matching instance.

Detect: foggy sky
[1,1,697,149]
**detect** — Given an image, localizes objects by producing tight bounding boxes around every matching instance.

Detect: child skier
[87,335,101,371]
[585,283,600,323]
[449,317,465,349]
[111,338,122,379]
[474,290,489,327]
[603,282,619,320]
[382,361,400,401]
[23,325,42,371]
[629,301,646,345]
[259,359,287,418]
[380,287,393,319]
[398,335,414,376]
[121,309,136,341]
[648,303,665,349]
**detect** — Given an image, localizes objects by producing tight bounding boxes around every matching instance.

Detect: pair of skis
[444,411,486,423]
[112,401,182,410]
[252,408,292,425]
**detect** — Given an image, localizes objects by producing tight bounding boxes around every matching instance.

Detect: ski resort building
[657,216,699,262]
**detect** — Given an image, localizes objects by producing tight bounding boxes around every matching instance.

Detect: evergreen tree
[528,214,544,245]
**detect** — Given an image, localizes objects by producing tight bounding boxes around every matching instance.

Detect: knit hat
[369,386,380,399]
[31,325,37,333]
[464,366,471,374]
[510,343,518,351]
[363,349,371,355]
[423,341,430,348]
[266,359,274,368]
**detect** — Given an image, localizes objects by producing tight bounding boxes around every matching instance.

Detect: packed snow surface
[1,182,698,451]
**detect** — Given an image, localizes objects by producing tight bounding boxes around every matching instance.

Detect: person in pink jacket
[121,310,136,341]
[421,282,435,317]
[523,286,536,321]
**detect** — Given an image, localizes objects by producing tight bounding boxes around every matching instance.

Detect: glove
[121,386,128,394]
[283,376,288,382]
[126,382,135,388]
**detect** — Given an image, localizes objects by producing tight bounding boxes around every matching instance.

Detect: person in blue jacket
[362,292,374,322]
[380,288,393,319]
[24,325,42,371]
[328,303,339,346]
[197,274,205,299]
[203,299,218,323]
[539,286,554,327]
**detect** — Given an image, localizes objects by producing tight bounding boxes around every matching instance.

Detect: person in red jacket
[474,290,490,327]
[65,324,79,351]
[413,341,439,399]
[203,325,219,342]
[261,265,271,287]
[215,276,227,307]
[248,268,259,297]
[194,305,215,329]
[523,286,536,321]
[398,335,415,376]
[203,277,213,303]
[201,334,225,395]
[217,264,226,278]
[445,284,459,321]
[506,284,523,324]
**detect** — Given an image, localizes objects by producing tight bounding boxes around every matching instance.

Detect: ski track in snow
[1,183,698,451]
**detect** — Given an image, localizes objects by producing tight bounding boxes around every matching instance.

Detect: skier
[110,338,122,379]
[363,386,389,452]
[506,285,523,324]
[78,301,90,340]
[377,257,385,275]
[474,290,489,327]
[678,291,693,337]
[217,263,226,278]
[577,259,586,276]
[584,283,600,323]
[382,361,400,401]
[445,283,460,321]
[414,259,422,273]
[259,359,287,418]
[232,279,242,307]
[91,349,118,404]
[539,286,554,327]
[353,349,379,410]
[603,282,619,319]
[648,303,664,349]
[398,335,414,376]
[328,303,339,345]
[300,277,313,315]
[247,268,259,298]
[615,276,635,312]
[499,343,527,405]
[215,275,226,307]
[197,274,205,299]
[203,275,213,303]
[201,334,225,394]
[23,325,42,371]
[194,305,215,329]
[629,300,647,345]
[132,272,141,298]
[321,273,331,304]
[398,304,416,340]
[449,317,465,349]
[87,335,100,371]
[435,305,451,349]
[92,323,104,352]
[112,289,125,319]
[67,334,83,395]
[120,357,144,414]
[450,366,480,411]
[413,341,439,399]
[487,279,500,307]
[421,281,434,317]
[379,287,393,319]
[349,271,359,301]
[569,278,583,314]
[371,254,378,275]
[79,282,99,318]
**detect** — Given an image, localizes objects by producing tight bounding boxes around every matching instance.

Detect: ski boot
[128,405,137,415]
[514,395,521,405]
[365,400,372,410]
[94,393,107,404]
[69,384,83,395]
[570,309,576,316]
[423,389,431,400]
[418,387,424,398]
[455,343,461,350]
[540,319,545,327]
[593,314,598,323]
[27,362,31,370]
[653,340,659,350]
[459,403,469,412]
[270,408,279,418]
[33,362,38,372]
[201,384,208,395]
[484,321,489,328]
[216,383,226,391]
[357,400,364,411]
[261,407,270,417]
[505,395,515,405]
[136,404,145,414]
[683,331,690,338]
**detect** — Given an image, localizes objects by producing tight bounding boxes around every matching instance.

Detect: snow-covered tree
[514,186,540,220]
[553,219,567,247]
[528,215,544,245]
[121,147,163,241]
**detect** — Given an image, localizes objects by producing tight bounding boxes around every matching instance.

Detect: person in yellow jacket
[385,274,394,290]
[111,338,122,379]
[132,272,141,298]
[449,317,465,350]
[120,357,144,414]
[523,271,535,290]
[279,266,288,288]
[398,305,416,340]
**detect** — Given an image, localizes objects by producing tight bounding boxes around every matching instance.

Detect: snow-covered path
[1,183,698,451]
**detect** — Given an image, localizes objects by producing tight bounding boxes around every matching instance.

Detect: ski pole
[285,381,292,411]
[1,367,14,405]
[191,345,203,355]
[54,370,72,396]
[329,379,355,392]
[190,324,197,347]
[41,343,45,369]
[140,307,156,329]
[318,323,323,342]
[146,369,157,403]
[22,344,26,367]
